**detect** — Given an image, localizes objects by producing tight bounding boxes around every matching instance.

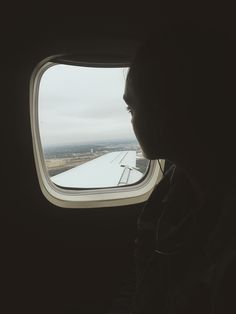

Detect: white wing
[51,151,143,188]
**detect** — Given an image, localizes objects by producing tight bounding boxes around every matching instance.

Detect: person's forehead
[123,75,134,104]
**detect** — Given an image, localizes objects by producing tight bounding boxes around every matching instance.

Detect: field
[43,140,149,177]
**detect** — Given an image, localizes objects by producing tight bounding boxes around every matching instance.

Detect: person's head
[124,25,236,168]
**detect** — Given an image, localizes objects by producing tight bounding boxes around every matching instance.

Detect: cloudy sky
[38,64,136,148]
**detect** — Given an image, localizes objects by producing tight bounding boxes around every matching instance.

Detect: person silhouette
[123,24,236,314]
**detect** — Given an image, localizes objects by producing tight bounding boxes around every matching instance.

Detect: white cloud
[38,64,135,147]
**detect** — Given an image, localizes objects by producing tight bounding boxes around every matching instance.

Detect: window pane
[38,64,149,188]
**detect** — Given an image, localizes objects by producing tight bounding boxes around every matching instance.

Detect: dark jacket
[132,166,236,314]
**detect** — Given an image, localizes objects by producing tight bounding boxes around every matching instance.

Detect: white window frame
[30,56,164,208]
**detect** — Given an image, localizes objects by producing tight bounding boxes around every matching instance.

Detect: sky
[38,64,137,148]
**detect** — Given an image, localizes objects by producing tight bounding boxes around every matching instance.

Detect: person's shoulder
[205,186,236,313]
[213,249,236,314]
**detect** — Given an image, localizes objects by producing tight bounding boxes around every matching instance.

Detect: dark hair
[128,24,236,156]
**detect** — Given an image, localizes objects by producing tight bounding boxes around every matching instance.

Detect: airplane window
[38,64,150,189]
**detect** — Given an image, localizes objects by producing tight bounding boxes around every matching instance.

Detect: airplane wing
[50,150,143,188]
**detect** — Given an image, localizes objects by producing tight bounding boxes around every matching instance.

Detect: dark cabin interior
[2,4,236,314]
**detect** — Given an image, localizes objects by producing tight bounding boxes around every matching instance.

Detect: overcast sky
[38,64,136,147]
